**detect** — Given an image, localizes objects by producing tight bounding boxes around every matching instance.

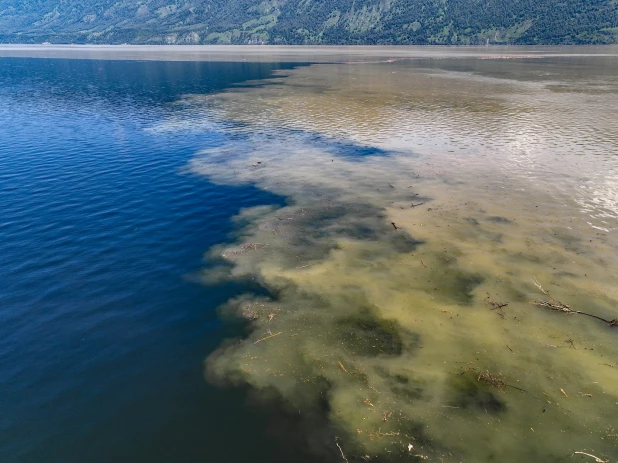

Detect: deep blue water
[0,58,318,463]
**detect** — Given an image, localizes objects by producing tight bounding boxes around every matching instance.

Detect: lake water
[1,46,618,463]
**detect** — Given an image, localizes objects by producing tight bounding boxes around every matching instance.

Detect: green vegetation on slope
[0,0,617,45]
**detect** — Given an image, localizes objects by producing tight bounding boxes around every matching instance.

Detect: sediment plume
[163,58,618,462]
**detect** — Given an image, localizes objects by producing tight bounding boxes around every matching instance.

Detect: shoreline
[1,44,618,62]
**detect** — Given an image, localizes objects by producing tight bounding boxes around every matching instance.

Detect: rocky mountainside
[1,0,617,45]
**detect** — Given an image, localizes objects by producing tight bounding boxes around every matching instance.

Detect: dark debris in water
[488,216,512,224]
[449,371,507,413]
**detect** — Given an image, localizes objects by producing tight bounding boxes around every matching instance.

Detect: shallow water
[2,48,618,463]
[176,55,618,462]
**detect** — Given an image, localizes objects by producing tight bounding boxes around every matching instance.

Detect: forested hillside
[1,0,617,45]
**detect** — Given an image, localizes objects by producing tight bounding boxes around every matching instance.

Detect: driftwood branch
[254,331,283,344]
[573,451,609,463]
[478,370,526,392]
[336,442,349,463]
[486,296,508,318]
[532,278,617,328]
[532,277,550,296]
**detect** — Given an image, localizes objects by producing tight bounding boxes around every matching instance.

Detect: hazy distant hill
[1,0,617,45]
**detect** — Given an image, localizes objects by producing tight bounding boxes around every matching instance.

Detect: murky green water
[162,51,618,462]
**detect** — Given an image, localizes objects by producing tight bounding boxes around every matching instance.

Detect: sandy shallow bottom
[152,54,618,462]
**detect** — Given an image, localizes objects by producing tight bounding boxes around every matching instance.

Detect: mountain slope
[0,0,617,45]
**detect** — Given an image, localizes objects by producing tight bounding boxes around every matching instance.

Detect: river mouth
[171,55,618,462]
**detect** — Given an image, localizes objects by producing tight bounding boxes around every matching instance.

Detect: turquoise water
[0,57,320,463]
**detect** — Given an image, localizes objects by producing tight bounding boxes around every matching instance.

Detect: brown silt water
[162,50,618,463]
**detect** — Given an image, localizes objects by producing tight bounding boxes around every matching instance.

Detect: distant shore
[1,44,618,62]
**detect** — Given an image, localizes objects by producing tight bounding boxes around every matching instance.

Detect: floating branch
[478,370,526,392]
[532,277,550,296]
[489,301,508,310]
[478,370,505,389]
[486,296,508,319]
[336,441,349,463]
[573,451,609,463]
[254,331,283,344]
[532,278,617,328]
